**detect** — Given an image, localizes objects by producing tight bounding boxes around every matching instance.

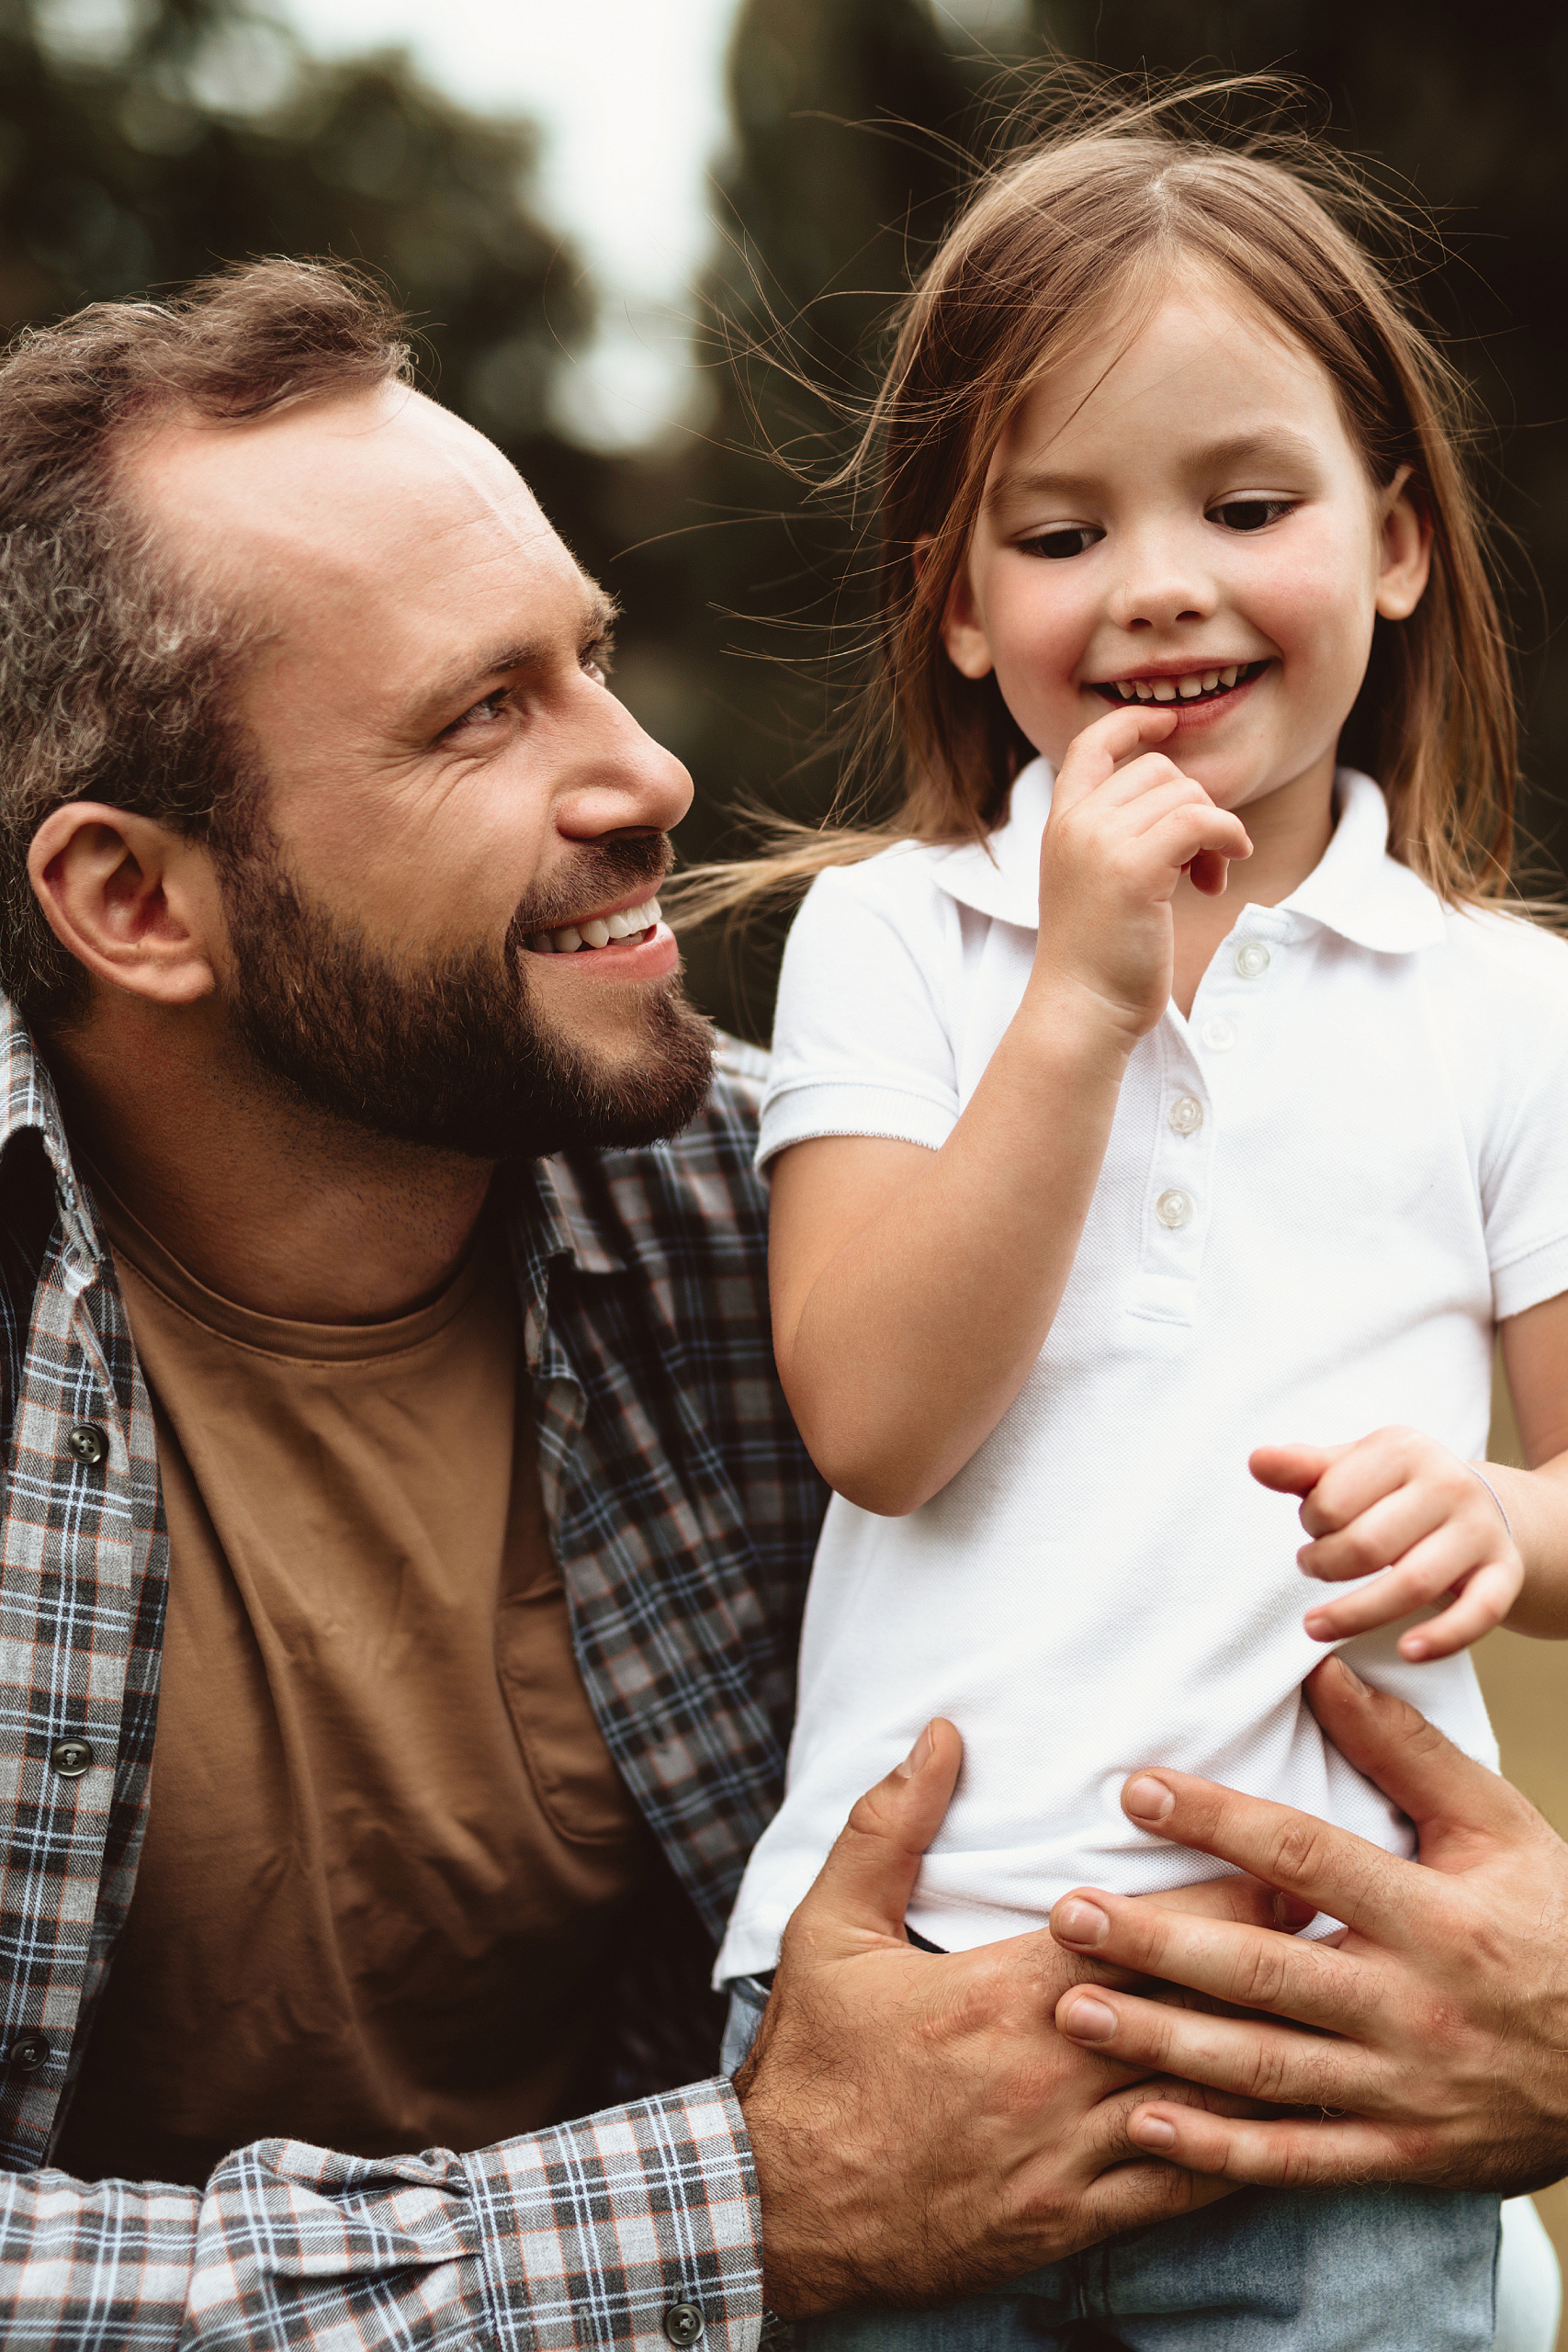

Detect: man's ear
[27,804,223,1007]
[1374,465,1433,623]
[939,558,996,681]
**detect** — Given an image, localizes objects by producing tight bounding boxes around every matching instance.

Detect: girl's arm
[1254,1286,1568,1657]
[771,704,1250,1516]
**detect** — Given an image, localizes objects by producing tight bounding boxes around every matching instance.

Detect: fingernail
[1123,1774,1175,1825]
[1062,1994,1118,2043]
[897,1724,933,1778]
[1131,2111,1176,2150]
[1054,1897,1110,1950]
[1332,1657,1369,1694]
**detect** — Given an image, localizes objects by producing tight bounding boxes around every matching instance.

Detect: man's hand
[734,1720,1307,2318]
[1048,1654,1568,2192]
[1252,1428,1524,1661]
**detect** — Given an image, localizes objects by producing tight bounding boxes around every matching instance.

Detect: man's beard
[214,830,715,1162]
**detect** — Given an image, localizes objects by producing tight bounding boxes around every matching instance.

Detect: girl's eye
[1019,525,1103,561]
[1210,498,1295,533]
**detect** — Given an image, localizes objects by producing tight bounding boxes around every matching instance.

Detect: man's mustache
[508,835,673,946]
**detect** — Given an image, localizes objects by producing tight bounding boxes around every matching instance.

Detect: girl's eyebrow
[986,426,1325,514]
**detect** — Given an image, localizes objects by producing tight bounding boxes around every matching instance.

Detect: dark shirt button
[50,1738,93,1779]
[663,2306,705,2346]
[8,2036,49,2074]
[66,1424,107,1467]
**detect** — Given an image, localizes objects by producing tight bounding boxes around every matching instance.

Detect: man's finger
[1303,1656,1545,1849]
[1153,1872,1317,1933]
[1050,1895,1367,2041]
[790,1717,963,1950]
[1116,1749,1426,1944]
[1124,2102,1426,2188]
[1054,1979,1360,2110]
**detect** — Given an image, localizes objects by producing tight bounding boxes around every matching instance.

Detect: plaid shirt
[0,1000,824,2349]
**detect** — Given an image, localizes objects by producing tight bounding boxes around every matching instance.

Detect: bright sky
[282,0,1030,448]
[287,0,747,448]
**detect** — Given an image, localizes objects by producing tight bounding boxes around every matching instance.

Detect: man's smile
[525,889,663,956]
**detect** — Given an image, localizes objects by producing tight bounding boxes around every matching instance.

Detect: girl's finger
[1051,703,1179,808]
[1144,804,1252,876]
[1297,1485,1450,1584]
[1249,1442,1346,1499]
[1302,1526,1498,1643]
[1398,1563,1523,1661]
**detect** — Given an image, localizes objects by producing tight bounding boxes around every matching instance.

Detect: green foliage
[0,0,590,441]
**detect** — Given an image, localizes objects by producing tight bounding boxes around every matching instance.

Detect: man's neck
[44,995,496,1324]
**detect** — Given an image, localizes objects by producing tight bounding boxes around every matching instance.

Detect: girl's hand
[1251,1430,1524,1662]
[1030,705,1252,1044]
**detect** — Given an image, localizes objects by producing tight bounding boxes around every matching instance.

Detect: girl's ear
[1374,465,1432,623]
[939,556,996,681]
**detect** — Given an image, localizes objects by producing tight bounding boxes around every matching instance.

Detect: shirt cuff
[756,1080,956,1169]
[1493,1233,1568,1324]
[466,2080,764,2352]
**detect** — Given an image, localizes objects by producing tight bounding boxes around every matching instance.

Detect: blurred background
[4,0,1566,2314]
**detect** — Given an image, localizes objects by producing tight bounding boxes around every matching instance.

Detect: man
[0,258,1562,2347]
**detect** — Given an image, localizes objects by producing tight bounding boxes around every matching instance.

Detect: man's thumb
[795,1718,962,1949]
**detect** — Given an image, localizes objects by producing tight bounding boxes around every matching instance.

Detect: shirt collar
[925,758,1447,955]
[0,997,105,1266]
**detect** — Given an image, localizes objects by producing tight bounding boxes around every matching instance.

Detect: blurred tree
[0,0,597,515]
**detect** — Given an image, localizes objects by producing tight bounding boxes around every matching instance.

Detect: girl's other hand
[1250,1430,1524,1662]
[1032,704,1252,1044]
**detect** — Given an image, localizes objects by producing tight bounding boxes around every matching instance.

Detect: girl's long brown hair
[671,77,1517,931]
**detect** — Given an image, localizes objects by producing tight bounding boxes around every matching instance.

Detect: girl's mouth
[1089,658,1270,707]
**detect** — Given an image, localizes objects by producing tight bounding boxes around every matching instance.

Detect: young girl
[708,90,1568,2352]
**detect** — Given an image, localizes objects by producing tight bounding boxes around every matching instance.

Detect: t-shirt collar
[925,757,1448,954]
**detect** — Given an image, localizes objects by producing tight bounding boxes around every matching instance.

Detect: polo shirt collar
[925,758,1447,954]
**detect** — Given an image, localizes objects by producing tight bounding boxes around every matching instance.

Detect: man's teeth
[1105,664,1247,703]
[528,897,662,955]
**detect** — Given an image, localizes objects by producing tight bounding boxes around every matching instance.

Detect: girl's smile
[941,265,1430,860]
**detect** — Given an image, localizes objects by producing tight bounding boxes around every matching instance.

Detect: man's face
[123,384,711,1158]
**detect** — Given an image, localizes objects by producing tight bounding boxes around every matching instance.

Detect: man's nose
[557,684,694,842]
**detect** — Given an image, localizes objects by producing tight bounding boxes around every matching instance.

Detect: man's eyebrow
[421,591,619,710]
[985,428,1325,511]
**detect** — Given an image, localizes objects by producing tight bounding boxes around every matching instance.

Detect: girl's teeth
[1151,679,1177,701]
[1221,665,1238,687]
[1202,671,1219,691]
[1177,676,1202,698]
[1134,680,1154,701]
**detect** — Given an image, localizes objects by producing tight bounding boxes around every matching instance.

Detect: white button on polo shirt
[716,761,1568,1981]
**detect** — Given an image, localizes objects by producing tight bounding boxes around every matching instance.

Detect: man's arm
[1046,1652,1568,2192]
[0,2092,763,2352]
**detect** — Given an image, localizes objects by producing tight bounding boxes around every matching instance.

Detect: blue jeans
[722,1985,1506,2351]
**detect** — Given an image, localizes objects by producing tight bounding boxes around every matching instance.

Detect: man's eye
[446,690,510,734]
[1019,526,1103,560]
[583,633,615,683]
[1211,499,1295,533]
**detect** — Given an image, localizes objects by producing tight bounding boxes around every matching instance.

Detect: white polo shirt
[715,763,1568,1976]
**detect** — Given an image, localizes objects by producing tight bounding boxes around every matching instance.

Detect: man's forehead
[121,382,567,606]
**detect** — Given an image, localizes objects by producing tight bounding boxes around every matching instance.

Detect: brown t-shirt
[55,1177,650,2186]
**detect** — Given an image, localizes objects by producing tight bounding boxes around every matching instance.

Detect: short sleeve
[1464,920,1568,1321]
[757,856,963,1169]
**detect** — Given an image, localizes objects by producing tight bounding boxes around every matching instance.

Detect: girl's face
[942,264,1431,834]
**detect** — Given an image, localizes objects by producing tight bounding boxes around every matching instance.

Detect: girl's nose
[1110,529,1218,632]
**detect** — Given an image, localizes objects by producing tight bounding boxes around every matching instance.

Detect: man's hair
[0,258,412,1028]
